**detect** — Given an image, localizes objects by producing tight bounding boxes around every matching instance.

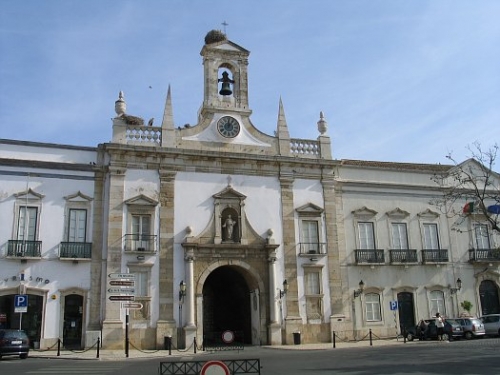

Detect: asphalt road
[1,338,499,375]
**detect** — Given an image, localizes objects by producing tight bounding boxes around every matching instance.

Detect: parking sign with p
[14,294,28,313]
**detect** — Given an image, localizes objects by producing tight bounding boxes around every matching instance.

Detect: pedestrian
[435,312,445,341]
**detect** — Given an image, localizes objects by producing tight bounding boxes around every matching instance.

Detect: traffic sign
[109,295,135,301]
[121,302,143,309]
[108,273,135,279]
[109,280,135,286]
[108,287,135,294]
[390,301,398,311]
[14,294,28,313]
[200,360,230,375]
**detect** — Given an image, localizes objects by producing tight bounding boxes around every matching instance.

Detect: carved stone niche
[213,186,247,245]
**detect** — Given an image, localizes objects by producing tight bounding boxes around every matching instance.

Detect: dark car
[406,318,463,341]
[0,329,30,359]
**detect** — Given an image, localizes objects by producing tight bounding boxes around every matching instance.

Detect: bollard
[97,337,100,358]
[332,331,336,349]
[403,326,406,344]
[194,337,197,354]
[57,338,61,356]
[164,335,172,356]
[369,329,373,346]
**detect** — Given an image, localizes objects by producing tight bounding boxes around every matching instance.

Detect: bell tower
[200,30,252,120]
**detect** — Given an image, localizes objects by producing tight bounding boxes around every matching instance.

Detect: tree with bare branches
[431,142,500,234]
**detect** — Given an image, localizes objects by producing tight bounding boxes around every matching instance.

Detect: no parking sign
[200,360,230,375]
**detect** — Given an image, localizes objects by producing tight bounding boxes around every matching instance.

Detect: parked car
[480,314,500,336]
[406,318,463,341]
[454,317,485,339]
[0,329,30,359]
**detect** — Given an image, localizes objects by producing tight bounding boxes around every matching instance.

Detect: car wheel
[20,353,28,359]
[406,333,414,341]
[442,333,449,341]
[464,331,473,340]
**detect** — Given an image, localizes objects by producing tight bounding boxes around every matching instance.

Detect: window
[358,222,375,249]
[365,293,382,321]
[474,224,491,249]
[68,209,87,242]
[134,270,149,297]
[302,220,319,253]
[17,206,38,241]
[429,290,446,317]
[127,265,152,321]
[124,194,158,252]
[391,223,408,249]
[303,267,323,321]
[423,223,440,249]
[305,271,321,295]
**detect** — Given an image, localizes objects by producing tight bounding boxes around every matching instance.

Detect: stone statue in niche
[222,214,237,242]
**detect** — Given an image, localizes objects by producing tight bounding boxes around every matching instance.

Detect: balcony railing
[468,248,500,262]
[355,249,385,264]
[389,249,418,264]
[60,242,92,259]
[124,234,157,252]
[298,242,327,256]
[7,240,42,258]
[422,249,448,263]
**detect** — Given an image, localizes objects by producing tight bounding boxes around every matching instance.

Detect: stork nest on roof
[121,114,144,126]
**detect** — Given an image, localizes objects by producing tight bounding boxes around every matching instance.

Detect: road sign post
[14,294,28,330]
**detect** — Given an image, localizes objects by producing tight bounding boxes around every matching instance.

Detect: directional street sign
[108,273,135,279]
[109,295,135,301]
[108,288,135,295]
[121,302,143,310]
[109,280,135,286]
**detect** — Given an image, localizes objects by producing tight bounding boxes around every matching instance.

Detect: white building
[1,30,498,350]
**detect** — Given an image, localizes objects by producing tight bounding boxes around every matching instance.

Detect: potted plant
[460,300,473,316]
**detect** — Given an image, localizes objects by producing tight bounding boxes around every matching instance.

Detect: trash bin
[293,332,301,345]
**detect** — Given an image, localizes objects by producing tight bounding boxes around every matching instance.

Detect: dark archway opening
[397,292,416,333]
[479,280,500,315]
[63,294,83,349]
[203,266,252,345]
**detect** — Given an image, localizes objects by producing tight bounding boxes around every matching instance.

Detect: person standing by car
[436,312,445,341]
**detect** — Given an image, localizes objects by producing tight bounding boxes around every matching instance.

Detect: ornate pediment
[386,207,410,219]
[64,191,93,202]
[296,203,324,217]
[352,206,377,218]
[212,186,247,200]
[14,188,44,200]
[418,208,439,219]
[124,194,158,206]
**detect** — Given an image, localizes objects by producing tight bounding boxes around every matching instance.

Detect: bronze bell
[218,71,234,96]
[219,82,232,96]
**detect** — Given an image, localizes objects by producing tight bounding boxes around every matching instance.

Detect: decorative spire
[317,111,328,135]
[277,97,290,137]
[114,91,126,116]
[161,85,174,130]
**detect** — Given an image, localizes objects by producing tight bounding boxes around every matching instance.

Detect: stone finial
[115,91,126,116]
[317,111,328,135]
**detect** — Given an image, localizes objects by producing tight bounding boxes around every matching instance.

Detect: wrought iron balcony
[60,242,92,259]
[421,249,448,263]
[124,234,157,252]
[7,240,42,258]
[468,248,500,262]
[298,242,327,256]
[389,249,418,264]
[355,249,385,264]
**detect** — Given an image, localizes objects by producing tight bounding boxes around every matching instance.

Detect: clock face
[217,116,240,138]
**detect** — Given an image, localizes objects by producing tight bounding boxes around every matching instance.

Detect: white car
[480,314,500,336]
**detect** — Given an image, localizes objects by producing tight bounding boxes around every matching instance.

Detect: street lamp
[179,280,187,302]
[354,280,365,298]
[450,278,462,294]
[279,279,288,299]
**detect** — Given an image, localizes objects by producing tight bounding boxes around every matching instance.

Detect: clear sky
[1,0,499,164]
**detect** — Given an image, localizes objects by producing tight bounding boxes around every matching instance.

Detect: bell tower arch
[200,30,251,118]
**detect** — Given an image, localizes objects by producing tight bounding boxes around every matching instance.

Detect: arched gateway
[198,263,264,346]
